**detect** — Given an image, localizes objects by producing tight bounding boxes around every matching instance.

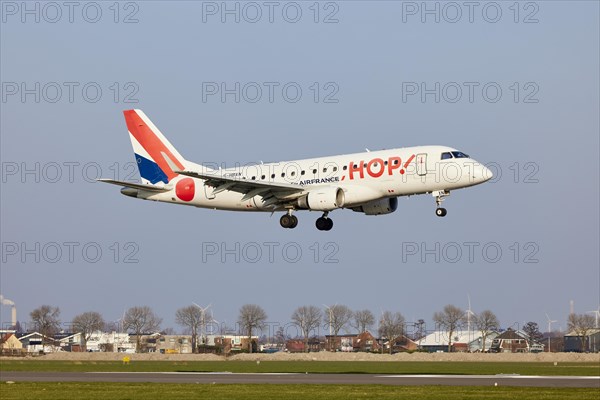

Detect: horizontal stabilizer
[97,179,170,192]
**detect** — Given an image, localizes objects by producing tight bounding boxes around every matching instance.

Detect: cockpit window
[452,151,469,158]
[441,152,453,160]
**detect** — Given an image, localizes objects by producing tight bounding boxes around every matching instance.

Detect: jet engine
[296,187,345,211]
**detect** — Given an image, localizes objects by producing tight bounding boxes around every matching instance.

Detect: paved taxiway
[2,372,599,388]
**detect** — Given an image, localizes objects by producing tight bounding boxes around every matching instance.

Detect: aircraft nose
[471,163,493,183]
[482,165,493,181]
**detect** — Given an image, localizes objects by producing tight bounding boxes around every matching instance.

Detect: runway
[2,371,599,388]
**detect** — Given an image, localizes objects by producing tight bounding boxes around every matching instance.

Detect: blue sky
[1,1,598,336]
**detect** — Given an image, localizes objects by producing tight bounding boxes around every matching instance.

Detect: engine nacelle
[297,187,345,211]
[351,197,398,215]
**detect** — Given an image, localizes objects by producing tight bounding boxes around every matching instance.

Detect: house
[490,329,544,353]
[419,330,498,352]
[377,334,417,353]
[129,333,161,352]
[564,329,600,352]
[56,332,83,352]
[17,332,61,353]
[325,334,361,352]
[155,335,193,354]
[201,334,260,353]
[0,332,23,355]
[354,331,381,352]
[324,331,403,353]
[285,338,322,353]
[86,331,133,352]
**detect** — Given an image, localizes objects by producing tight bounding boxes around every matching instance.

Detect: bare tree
[175,305,203,353]
[568,313,596,351]
[323,304,352,351]
[72,311,105,351]
[291,305,322,353]
[474,310,499,352]
[275,326,288,349]
[123,306,162,353]
[523,321,543,349]
[378,311,405,354]
[433,304,466,352]
[30,305,61,346]
[351,309,375,333]
[238,304,267,353]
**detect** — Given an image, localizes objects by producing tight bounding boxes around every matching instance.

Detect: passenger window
[333,167,337,172]
[271,174,275,179]
[261,175,265,180]
[291,171,295,176]
[441,152,453,160]
[343,166,348,170]
[313,169,317,174]
[323,168,327,173]
[281,173,285,177]
[301,171,305,175]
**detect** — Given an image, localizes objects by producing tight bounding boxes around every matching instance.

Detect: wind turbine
[545,313,557,353]
[323,304,337,351]
[545,313,557,333]
[193,302,213,345]
[465,295,476,344]
[587,307,600,328]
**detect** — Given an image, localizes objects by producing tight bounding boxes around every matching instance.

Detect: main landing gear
[280,210,298,229]
[315,212,333,231]
[279,211,334,231]
[433,190,450,217]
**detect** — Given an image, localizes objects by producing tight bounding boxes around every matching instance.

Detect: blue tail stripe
[135,153,169,184]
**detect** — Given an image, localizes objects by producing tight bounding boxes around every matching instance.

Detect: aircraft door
[416,153,427,176]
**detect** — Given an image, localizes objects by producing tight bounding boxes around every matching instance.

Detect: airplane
[99,109,493,230]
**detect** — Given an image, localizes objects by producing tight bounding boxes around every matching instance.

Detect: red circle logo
[175,178,195,202]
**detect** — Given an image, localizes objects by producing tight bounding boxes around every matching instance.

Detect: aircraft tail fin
[124,109,188,185]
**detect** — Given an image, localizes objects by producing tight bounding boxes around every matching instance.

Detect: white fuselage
[138,145,492,211]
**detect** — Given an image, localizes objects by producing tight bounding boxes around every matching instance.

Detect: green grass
[1,360,599,376]
[1,382,598,400]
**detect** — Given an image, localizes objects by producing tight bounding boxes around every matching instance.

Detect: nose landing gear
[433,190,450,217]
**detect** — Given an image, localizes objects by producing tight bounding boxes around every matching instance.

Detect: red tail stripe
[124,110,184,181]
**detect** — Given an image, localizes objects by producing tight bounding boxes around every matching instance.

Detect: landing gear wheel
[436,207,447,217]
[280,214,292,228]
[280,214,298,229]
[316,217,334,231]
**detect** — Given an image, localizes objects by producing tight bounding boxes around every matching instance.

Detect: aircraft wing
[175,170,305,207]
